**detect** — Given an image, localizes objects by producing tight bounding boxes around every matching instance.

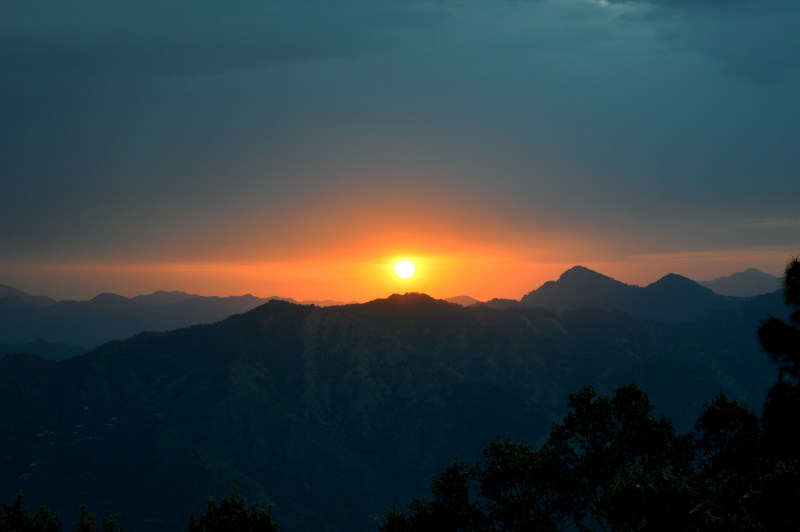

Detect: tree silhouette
[0,493,60,532]
[693,394,760,478]
[2,490,283,532]
[479,439,573,531]
[758,258,800,460]
[380,459,487,532]
[540,383,692,531]
[0,494,121,532]
[185,488,280,532]
[380,383,697,532]
[71,506,123,532]
[758,258,800,379]
[378,378,800,531]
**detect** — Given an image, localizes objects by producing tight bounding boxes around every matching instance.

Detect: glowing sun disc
[395,260,415,279]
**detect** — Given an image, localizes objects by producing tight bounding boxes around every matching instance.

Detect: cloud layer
[2,0,798,297]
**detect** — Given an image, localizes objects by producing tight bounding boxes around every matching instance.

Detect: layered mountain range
[0,266,788,531]
[0,286,347,350]
[0,267,781,352]
[482,266,743,321]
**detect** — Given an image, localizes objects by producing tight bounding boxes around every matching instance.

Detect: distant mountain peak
[651,272,702,286]
[248,298,302,312]
[445,295,480,307]
[699,268,781,297]
[558,265,606,281]
[517,265,756,320]
[89,292,131,303]
[131,290,199,307]
[151,290,190,296]
[556,265,628,288]
[521,265,635,311]
[0,283,56,306]
[384,292,441,305]
[646,273,714,295]
[362,293,459,313]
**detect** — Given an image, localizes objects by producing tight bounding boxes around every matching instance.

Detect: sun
[395,260,415,279]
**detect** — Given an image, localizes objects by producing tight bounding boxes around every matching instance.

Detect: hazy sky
[2,0,799,301]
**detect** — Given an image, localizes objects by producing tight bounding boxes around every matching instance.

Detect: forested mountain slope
[0,293,783,531]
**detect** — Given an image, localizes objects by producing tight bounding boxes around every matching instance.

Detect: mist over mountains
[0,265,788,531]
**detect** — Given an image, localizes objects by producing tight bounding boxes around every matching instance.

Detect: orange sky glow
[2,244,791,303]
[1,175,794,303]
[2,1,799,306]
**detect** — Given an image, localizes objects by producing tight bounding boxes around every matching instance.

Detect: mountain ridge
[0,291,786,531]
[517,265,748,321]
[699,267,781,297]
[0,288,341,348]
[0,283,56,306]
[0,265,782,350]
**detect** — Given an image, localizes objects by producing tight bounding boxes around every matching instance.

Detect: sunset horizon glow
[0,245,793,303]
[2,1,798,306]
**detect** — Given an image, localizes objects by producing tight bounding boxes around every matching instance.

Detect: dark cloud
[596,0,800,84]
[603,0,751,9]
[1,0,798,271]
[0,1,448,77]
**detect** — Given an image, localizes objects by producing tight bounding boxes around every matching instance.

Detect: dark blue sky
[2,0,798,300]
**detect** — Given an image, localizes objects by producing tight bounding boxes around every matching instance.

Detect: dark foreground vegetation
[380,383,799,531]
[1,488,279,532]
[2,261,798,531]
[380,262,800,531]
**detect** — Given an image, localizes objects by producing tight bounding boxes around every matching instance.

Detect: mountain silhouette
[519,265,742,321]
[0,283,55,306]
[0,292,784,532]
[0,265,775,349]
[130,290,201,307]
[632,273,736,320]
[478,297,525,309]
[0,287,289,348]
[0,285,355,349]
[521,265,638,311]
[445,295,481,306]
[700,267,782,297]
[0,339,86,361]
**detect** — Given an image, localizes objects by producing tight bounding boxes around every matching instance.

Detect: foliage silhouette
[758,258,800,379]
[380,383,800,531]
[758,258,800,461]
[0,494,122,532]
[2,490,284,532]
[185,487,280,532]
[380,383,694,531]
[72,506,123,532]
[0,493,60,532]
